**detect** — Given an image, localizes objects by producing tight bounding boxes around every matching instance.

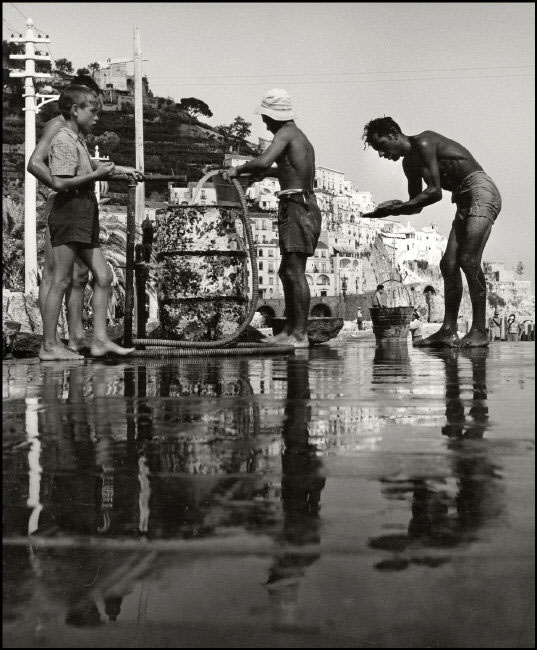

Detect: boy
[39,85,139,360]
[29,76,142,353]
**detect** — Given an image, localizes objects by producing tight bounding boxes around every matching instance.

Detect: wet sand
[3,340,534,648]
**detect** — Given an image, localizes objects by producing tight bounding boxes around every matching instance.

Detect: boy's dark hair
[58,85,99,119]
[71,75,101,94]
[362,117,402,148]
[376,284,384,291]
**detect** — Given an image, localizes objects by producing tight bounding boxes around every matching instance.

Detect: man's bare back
[273,122,316,191]
[404,130,483,192]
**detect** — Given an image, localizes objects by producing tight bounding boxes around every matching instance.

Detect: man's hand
[123,167,145,183]
[221,167,239,183]
[366,199,404,218]
[94,162,115,180]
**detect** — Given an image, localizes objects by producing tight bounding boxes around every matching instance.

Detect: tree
[229,116,251,153]
[76,67,90,76]
[179,97,213,125]
[53,57,74,77]
[3,40,24,112]
[514,261,525,278]
[88,62,100,72]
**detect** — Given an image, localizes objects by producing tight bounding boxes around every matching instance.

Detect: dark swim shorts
[451,171,502,225]
[48,190,100,248]
[277,191,322,256]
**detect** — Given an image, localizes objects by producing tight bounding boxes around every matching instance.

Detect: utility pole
[9,18,52,294]
[134,27,145,226]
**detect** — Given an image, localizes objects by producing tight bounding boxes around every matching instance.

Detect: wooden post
[134,27,145,226]
[124,183,137,346]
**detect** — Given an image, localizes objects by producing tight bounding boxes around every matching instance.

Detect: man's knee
[439,255,458,277]
[93,267,113,288]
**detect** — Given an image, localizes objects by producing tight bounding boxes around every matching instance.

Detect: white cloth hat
[255,88,296,121]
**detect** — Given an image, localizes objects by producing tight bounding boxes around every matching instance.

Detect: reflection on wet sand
[266,354,325,632]
[369,348,503,569]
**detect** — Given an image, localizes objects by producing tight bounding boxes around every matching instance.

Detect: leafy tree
[54,57,74,77]
[488,292,506,309]
[94,131,120,154]
[76,67,90,76]
[179,97,213,124]
[229,116,252,153]
[514,261,525,277]
[88,61,100,72]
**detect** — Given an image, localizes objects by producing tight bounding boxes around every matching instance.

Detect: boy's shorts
[277,191,322,256]
[452,171,502,225]
[49,190,100,248]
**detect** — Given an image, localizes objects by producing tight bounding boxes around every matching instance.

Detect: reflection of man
[266,355,325,630]
[362,117,501,348]
[369,349,501,567]
[490,310,502,341]
[224,89,321,348]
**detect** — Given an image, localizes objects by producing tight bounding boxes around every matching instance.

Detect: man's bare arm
[224,131,290,179]
[391,138,442,215]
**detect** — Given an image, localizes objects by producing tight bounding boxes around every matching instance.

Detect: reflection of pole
[25,397,42,535]
[124,184,137,346]
[9,19,52,293]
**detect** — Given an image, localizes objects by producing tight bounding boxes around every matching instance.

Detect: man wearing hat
[224,89,321,348]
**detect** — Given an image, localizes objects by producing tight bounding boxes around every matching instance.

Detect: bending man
[363,117,501,348]
[224,89,321,348]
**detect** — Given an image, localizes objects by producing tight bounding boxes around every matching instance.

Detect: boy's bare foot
[457,328,490,348]
[90,340,135,357]
[39,344,84,361]
[414,327,459,348]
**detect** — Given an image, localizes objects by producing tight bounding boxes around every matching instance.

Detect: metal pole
[134,27,145,226]
[124,183,137,346]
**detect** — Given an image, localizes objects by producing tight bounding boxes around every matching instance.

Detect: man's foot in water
[67,335,87,354]
[414,327,459,348]
[39,343,84,361]
[457,328,490,348]
[90,339,135,357]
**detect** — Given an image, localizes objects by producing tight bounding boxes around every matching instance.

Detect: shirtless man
[224,89,321,348]
[362,117,501,348]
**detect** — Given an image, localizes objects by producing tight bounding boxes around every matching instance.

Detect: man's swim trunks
[451,170,501,225]
[277,190,322,256]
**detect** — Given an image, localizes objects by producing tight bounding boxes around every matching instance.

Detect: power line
[149,64,534,81]
[8,2,28,21]
[149,73,533,88]
[2,18,19,33]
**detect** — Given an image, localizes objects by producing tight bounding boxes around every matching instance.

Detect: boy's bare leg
[264,254,310,348]
[416,226,461,348]
[65,257,89,351]
[78,247,135,356]
[39,244,84,361]
[457,217,493,347]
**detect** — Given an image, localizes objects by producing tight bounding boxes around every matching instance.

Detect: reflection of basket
[211,173,250,206]
[370,306,414,342]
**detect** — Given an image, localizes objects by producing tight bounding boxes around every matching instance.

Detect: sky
[3,2,535,287]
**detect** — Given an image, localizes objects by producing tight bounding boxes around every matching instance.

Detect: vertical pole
[134,27,145,227]
[124,183,137,346]
[24,19,37,294]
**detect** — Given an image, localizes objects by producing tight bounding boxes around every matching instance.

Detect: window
[259,276,264,285]
[258,249,263,256]
[268,249,274,257]
[259,262,263,270]
[269,278,273,285]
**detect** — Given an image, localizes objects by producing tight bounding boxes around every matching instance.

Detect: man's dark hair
[58,85,99,119]
[362,117,402,148]
[71,75,100,94]
[376,284,384,291]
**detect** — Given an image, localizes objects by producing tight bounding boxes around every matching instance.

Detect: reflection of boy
[40,85,138,360]
[409,311,423,345]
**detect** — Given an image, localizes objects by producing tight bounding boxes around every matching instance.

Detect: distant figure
[372,284,387,308]
[362,116,501,348]
[489,310,502,341]
[409,310,423,345]
[223,89,321,348]
[356,307,364,330]
[506,314,519,342]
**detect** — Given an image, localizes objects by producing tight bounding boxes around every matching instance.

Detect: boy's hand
[124,168,145,182]
[94,162,115,180]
